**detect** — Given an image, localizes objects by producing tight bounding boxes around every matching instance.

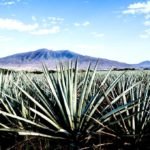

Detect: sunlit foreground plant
[0,61,150,149]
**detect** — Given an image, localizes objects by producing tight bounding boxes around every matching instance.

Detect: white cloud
[32,16,37,21]
[0,0,22,6]
[42,18,46,23]
[91,32,104,38]
[74,21,90,27]
[30,26,60,35]
[123,1,150,14]
[0,35,13,42]
[0,18,38,32]
[49,21,57,25]
[34,17,65,27]
[0,17,62,35]
[139,29,150,38]
[139,34,149,38]
[123,1,150,38]
[145,14,150,19]
[47,17,64,24]
[82,21,90,26]
[0,1,15,5]
[144,20,150,26]
[48,17,64,22]
[74,22,80,27]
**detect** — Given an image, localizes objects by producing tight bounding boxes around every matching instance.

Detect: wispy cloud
[30,26,60,35]
[74,22,80,27]
[0,0,22,6]
[32,16,64,28]
[48,17,64,22]
[123,1,150,15]
[74,21,90,27]
[31,16,37,21]
[0,18,38,32]
[91,32,104,38]
[47,17,64,25]
[0,1,15,5]
[145,14,150,19]
[140,29,150,39]
[123,1,150,39]
[0,17,62,35]
[144,20,150,26]
[82,21,90,26]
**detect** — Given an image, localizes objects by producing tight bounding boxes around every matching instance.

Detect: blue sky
[0,0,150,63]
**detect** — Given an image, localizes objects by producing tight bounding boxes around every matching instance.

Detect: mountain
[0,49,82,70]
[134,61,150,69]
[0,48,147,71]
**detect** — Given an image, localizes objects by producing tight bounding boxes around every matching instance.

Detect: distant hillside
[0,48,148,71]
[134,61,150,69]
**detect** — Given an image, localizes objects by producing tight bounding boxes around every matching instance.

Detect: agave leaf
[13,82,56,122]
[29,107,63,131]
[57,69,73,130]
[103,101,134,120]
[84,60,99,101]
[0,128,65,139]
[82,71,126,130]
[0,110,49,130]
[23,73,54,116]
[0,123,9,128]
[103,81,141,112]
[72,59,78,120]
[18,131,66,139]
[77,62,91,128]
[42,63,68,124]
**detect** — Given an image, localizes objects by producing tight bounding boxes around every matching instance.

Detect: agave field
[0,61,150,150]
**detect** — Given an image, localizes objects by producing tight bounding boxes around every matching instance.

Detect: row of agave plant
[0,61,150,149]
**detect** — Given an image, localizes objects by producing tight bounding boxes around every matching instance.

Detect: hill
[0,48,147,71]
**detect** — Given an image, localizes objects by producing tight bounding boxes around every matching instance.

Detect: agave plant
[0,61,145,149]
[103,77,150,149]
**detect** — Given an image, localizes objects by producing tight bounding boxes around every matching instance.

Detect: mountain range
[0,48,149,71]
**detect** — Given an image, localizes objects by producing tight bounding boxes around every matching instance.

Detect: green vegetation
[0,62,150,149]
